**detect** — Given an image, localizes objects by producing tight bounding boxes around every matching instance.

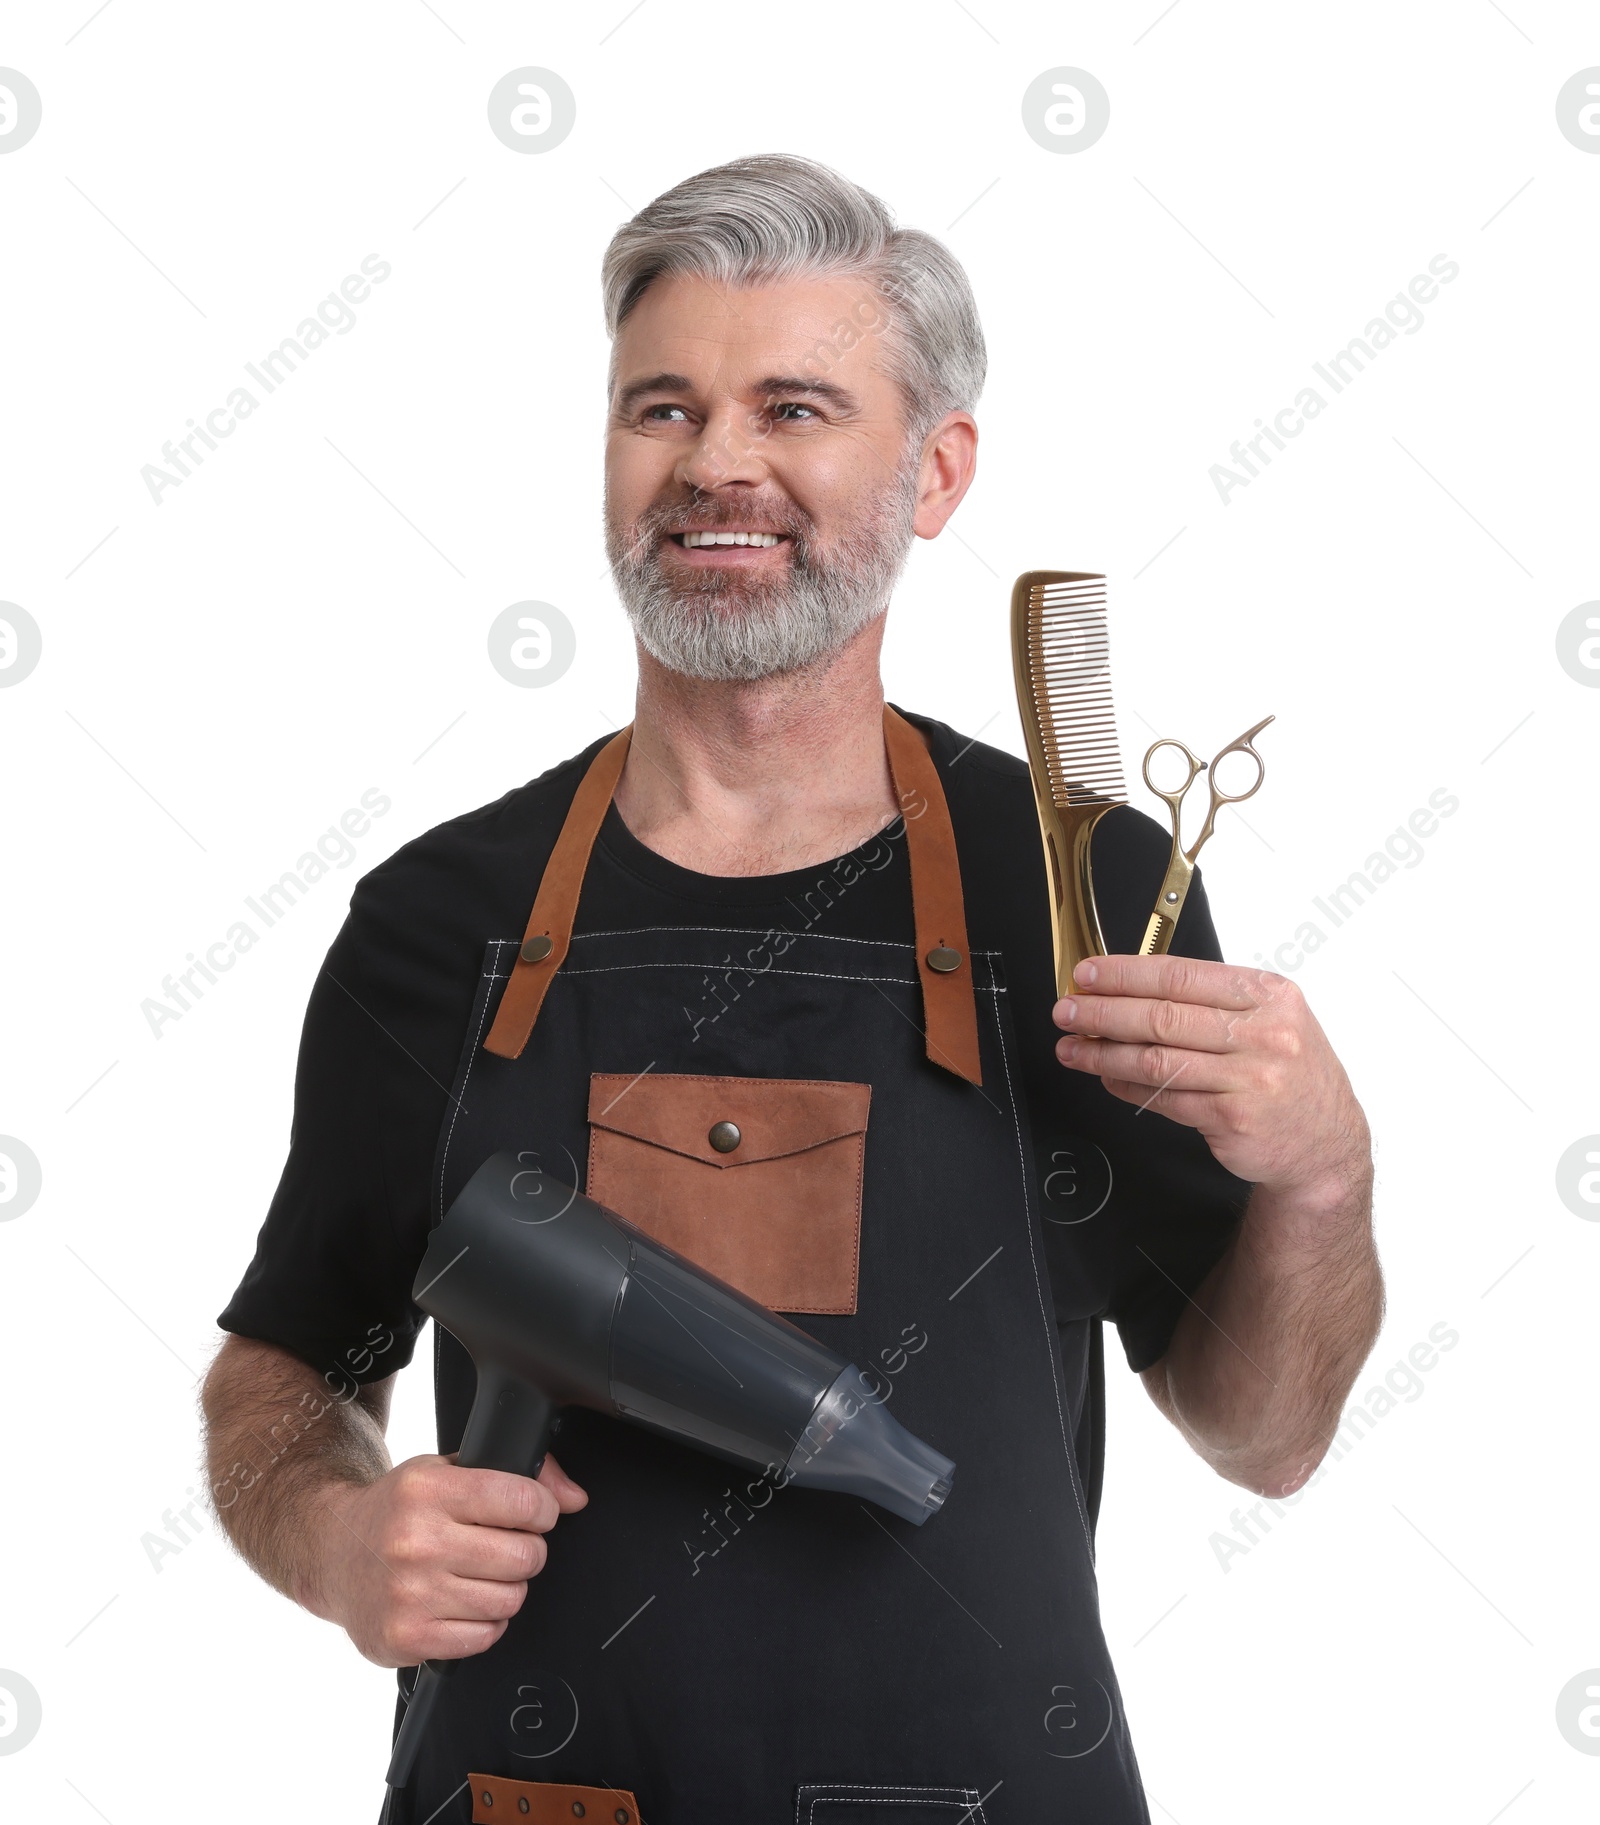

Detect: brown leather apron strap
[468,1772,642,1822]
[483,709,982,1087]
[483,725,632,1059]
[882,704,982,1087]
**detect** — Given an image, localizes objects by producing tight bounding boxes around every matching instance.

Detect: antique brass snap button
[926,945,962,973]
[708,1121,741,1153]
[520,934,554,964]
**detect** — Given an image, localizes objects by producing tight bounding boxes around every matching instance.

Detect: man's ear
[912,411,978,540]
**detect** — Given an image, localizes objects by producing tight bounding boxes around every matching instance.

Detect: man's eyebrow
[611,370,861,416]
[612,371,695,416]
[750,374,861,414]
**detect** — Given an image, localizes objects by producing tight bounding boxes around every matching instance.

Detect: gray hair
[600,153,986,452]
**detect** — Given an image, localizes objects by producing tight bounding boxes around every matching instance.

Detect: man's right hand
[303,1451,590,1667]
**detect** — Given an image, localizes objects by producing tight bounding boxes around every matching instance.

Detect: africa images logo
[139,256,391,505]
[1209,257,1460,505]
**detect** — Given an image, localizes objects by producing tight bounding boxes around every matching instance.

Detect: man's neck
[613,620,901,876]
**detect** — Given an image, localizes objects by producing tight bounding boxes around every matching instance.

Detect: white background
[2,2,1597,1821]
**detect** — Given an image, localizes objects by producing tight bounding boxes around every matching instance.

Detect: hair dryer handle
[383,1366,561,1793]
[455,1363,560,1477]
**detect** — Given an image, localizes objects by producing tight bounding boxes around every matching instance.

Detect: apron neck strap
[483,706,982,1087]
[483,725,632,1060]
[881,704,982,1085]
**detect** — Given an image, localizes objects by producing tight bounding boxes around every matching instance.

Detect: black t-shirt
[218,707,1251,1529]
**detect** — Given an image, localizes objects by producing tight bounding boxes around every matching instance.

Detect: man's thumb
[538,1450,590,1511]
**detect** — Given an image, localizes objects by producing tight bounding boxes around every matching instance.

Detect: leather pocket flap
[589,1072,870,1169]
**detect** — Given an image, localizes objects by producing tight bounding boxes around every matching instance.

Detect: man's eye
[644,404,691,423]
[771,401,817,421]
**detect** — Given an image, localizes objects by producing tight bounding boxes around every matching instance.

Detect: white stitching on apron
[433,942,511,1422]
[986,951,1096,1562]
[569,924,926,951]
[490,962,1004,992]
[474,941,1003,995]
[796,1786,987,1824]
[537,924,999,958]
[437,946,507,1224]
[563,964,928,986]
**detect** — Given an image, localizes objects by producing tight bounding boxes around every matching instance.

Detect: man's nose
[676,400,771,492]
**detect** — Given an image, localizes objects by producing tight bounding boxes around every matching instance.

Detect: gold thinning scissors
[1139,714,1275,955]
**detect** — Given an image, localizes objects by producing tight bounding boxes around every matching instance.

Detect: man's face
[603,270,932,681]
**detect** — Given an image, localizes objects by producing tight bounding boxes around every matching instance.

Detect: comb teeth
[1022,576,1127,809]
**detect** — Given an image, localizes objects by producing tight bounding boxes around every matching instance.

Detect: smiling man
[203,155,1382,1824]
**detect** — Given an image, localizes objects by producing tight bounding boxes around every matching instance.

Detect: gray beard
[605,461,921,683]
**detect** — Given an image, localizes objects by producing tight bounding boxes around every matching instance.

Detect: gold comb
[1009,570,1127,1000]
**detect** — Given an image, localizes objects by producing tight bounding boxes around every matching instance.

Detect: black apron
[388,710,1150,1824]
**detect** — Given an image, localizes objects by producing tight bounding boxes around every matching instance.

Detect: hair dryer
[382,1149,955,1798]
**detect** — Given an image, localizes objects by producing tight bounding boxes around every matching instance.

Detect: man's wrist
[1242,1147,1374,1256]
[290,1475,366,1622]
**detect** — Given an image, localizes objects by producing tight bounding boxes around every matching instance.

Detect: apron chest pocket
[586,1072,871,1313]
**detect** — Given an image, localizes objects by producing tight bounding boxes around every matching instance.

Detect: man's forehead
[613,269,888,396]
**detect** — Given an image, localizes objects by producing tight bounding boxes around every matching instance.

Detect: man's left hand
[1053,954,1370,1198]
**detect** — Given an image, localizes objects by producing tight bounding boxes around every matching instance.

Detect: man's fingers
[406,1618,509,1664]
[1056,1034,1237,1094]
[1072,952,1264,1009]
[434,1569,540,1622]
[437,1519,551,1585]
[1054,991,1245,1053]
[439,1462,565,1532]
[1098,1078,1221,1130]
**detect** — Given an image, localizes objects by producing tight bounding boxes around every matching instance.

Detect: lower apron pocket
[796,1784,990,1824]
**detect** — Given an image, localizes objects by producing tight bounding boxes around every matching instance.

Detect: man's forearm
[201,1336,392,1612]
[1144,1164,1383,1495]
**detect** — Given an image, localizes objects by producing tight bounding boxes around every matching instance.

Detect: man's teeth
[679,530,783,548]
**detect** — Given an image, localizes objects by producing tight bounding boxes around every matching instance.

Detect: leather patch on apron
[468,1772,642,1821]
[586,1072,871,1313]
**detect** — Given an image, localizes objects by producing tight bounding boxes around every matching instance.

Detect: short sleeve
[216,907,431,1390]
